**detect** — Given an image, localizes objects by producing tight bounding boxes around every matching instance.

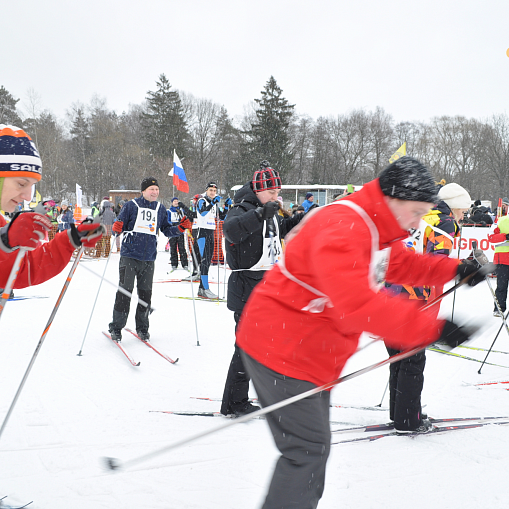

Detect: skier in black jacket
[220,161,304,416]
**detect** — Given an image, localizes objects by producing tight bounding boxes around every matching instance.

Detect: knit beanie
[438,183,471,209]
[141,177,159,192]
[305,192,313,200]
[503,197,509,206]
[0,124,42,181]
[378,156,438,203]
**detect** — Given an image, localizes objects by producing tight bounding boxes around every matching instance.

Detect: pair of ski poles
[104,265,491,471]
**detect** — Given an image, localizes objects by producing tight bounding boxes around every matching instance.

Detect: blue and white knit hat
[0,124,42,181]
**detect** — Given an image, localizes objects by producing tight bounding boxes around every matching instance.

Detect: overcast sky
[2,0,509,125]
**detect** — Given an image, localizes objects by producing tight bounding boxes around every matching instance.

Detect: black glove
[505,234,509,241]
[255,201,280,221]
[438,320,472,349]
[178,201,186,209]
[457,259,489,286]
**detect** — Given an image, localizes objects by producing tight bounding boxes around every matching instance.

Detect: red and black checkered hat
[252,161,282,192]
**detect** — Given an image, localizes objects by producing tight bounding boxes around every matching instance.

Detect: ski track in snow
[2,238,509,508]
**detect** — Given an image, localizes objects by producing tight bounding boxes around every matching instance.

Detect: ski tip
[103,456,122,471]
[173,358,179,364]
[135,362,141,366]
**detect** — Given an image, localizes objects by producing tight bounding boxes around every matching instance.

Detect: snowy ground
[1,242,509,509]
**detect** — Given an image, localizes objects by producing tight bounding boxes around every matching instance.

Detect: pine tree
[143,74,188,159]
[250,76,295,179]
[0,86,23,126]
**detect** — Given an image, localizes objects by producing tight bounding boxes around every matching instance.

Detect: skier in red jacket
[236,156,484,509]
[0,124,104,291]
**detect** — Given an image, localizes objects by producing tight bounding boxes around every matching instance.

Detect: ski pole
[0,245,86,440]
[0,247,28,321]
[451,226,463,321]
[186,230,201,347]
[376,380,389,407]
[77,234,118,356]
[103,335,463,472]
[468,241,509,374]
[479,312,509,374]
[78,262,154,313]
[222,235,227,300]
[103,275,482,471]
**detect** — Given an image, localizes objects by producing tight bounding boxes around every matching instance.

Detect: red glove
[178,217,193,232]
[68,221,106,248]
[112,221,123,234]
[0,212,52,251]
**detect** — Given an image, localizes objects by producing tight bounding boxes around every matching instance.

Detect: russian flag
[170,150,189,193]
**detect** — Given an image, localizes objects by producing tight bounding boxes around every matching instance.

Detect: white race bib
[132,200,160,235]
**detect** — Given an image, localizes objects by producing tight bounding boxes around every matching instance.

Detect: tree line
[1,77,508,207]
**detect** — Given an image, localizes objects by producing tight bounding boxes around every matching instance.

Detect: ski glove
[457,259,489,286]
[224,197,232,209]
[112,221,123,234]
[211,195,222,204]
[0,211,52,252]
[178,217,193,232]
[438,320,472,349]
[68,221,106,248]
[255,201,280,221]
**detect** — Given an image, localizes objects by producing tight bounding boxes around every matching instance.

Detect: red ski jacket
[0,215,75,289]
[236,179,460,387]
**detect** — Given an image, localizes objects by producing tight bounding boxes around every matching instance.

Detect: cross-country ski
[124,328,178,364]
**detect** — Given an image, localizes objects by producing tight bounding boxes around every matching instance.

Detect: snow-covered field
[1,242,509,509]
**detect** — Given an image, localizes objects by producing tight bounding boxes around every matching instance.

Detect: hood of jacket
[233,182,262,209]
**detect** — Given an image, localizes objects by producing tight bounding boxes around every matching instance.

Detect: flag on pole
[74,183,83,222]
[389,142,406,164]
[171,150,189,193]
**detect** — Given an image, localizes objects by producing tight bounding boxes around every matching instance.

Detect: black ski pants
[109,256,154,333]
[241,351,331,509]
[169,234,188,268]
[494,263,509,313]
[221,312,250,415]
[386,346,426,431]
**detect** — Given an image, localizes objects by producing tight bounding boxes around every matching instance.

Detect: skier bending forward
[236,156,484,509]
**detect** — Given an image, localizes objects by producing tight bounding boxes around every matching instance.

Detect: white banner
[450,225,495,261]
[76,183,83,207]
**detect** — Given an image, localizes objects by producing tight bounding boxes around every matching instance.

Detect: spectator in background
[301,192,315,212]
[96,200,116,257]
[488,215,509,317]
[183,194,202,281]
[292,205,305,216]
[58,200,74,231]
[91,201,100,218]
[42,199,59,240]
[167,197,189,272]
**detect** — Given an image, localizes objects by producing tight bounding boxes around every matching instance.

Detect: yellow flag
[29,190,42,209]
[389,142,406,164]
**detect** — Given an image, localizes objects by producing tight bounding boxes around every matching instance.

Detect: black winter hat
[141,177,159,192]
[378,156,438,203]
